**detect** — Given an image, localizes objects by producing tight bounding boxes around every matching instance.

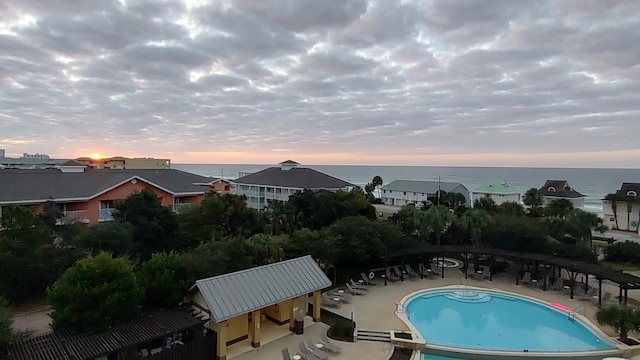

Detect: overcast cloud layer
[1,0,639,166]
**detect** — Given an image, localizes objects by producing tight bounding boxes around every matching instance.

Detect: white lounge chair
[349,279,368,290]
[405,264,419,278]
[345,283,365,295]
[321,294,341,308]
[521,272,531,285]
[299,341,328,360]
[385,268,399,282]
[576,287,597,301]
[393,265,406,280]
[361,272,376,286]
[321,334,342,353]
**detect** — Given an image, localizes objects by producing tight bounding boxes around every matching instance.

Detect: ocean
[173,164,640,214]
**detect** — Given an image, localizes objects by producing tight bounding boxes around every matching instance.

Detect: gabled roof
[279,160,300,165]
[539,179,585,198]
[232,166,353,189]
[473,179,520,195]
[381,180,468,194]
[619,183,640,197]
[190,255,331,323]
[0,168,216,204]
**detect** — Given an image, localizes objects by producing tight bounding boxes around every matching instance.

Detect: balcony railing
[99,208,114,222]
[172,203,194,213]
[55,210,90,225]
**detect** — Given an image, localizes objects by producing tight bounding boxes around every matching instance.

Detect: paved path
[11,306,52,336]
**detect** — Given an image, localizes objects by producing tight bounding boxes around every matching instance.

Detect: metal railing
[172,203,194,213]
[568,305,585,320]
[56,210,90,224]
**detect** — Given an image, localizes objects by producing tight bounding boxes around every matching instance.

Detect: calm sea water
[173,164,640,214]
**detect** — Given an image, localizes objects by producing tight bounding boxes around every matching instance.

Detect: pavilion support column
[289,299,296,331]
[312,291,321,322]
[384,258,388,286]
[464,253,468,280]
[216,321,227,360]
[441,255,445,279]
[489,256,494,281]
[569,271,577,299]
[250,310,261,347]
[624,289,629,305]
[598,279,603,306]
[420,255,425,279]
[619,287,623,304]
[584,273,589,294]
[543,275,547,291]
[400,258,405,282]
[516,268,519,286]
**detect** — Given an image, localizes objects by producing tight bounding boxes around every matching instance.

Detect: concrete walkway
[11,305,52,336]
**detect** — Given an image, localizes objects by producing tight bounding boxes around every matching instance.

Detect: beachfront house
[230,160,353,210]
[472,179,521,206]
[380,179,471,207]
[0,167,230,224]
[602,182,640,234]
[539,180,585,208]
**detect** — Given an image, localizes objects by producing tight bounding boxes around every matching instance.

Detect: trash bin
[294,317,304,334]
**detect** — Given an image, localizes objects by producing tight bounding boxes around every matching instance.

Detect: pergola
[387,245,640,306]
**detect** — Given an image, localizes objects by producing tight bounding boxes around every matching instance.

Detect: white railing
[568,305,585,320]
[172,203,194,213]
[56,210,90,224]
[99,208,114,222]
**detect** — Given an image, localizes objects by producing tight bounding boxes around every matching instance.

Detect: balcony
[55,210,90,225]
[172,203,194,213]
[99,208,114,222]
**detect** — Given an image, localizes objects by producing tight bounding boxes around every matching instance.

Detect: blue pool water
[407,290,613,352]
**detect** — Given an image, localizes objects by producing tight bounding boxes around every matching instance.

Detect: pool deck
[327,267,638,339]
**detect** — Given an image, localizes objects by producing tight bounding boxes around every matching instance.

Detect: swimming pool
[406,288,614,352]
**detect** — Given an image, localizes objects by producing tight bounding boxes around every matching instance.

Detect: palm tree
[523,188,543,217]
[457,209,491,248]
[565,209,607,247]
[473,196,497,213]
[546,199,574,218]
[414,205,453,245]
[596,304,640,343]
[605,193,619,230]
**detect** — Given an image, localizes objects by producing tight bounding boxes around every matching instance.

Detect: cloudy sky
[1,0,639,167]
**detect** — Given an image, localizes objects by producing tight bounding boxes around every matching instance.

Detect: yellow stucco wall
[225,314,248,342]
[262,300,293,323]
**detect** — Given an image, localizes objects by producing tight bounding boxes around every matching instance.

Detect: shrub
[605,241,640,264]
[327,320,354,342]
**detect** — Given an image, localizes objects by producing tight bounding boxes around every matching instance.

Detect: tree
[428,191,467,212]
[389,205,420,236]
[564,209,607,247]
[523,188,542,207]
[457,209,491,248]
[184,239,254,280]
[605,193,620,230]
[0,296,13,349]
[138,252,192,309]
[114,189,179,259]
[473,196,497,213]
[364,176,383,203]
[247,234,284,265]
[48,252,144,332]
[78,222,133,256]
[415,205,453,245]
[596,304,640,343]
[546,199,574,218]
[496,202,526,217]
[328,216,385,269]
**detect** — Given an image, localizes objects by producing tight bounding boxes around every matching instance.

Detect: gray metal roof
[232,166,353,189]
[0,168,218,204]
[192,255,332,323]
[381,179,468,194]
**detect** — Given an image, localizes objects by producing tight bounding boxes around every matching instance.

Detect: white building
[380,179,470,207]
[472,179,521,206]
[231,160,353,210]
[0,149,5,158]
[603,183,640,234]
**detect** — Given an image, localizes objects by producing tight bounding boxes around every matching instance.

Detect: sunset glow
[91,153,101,160]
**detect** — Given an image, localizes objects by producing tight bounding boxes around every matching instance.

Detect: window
[628,190,638,197]
[610,217,615,221]
[224,185,230,191]
[403,191,407,195]
[276,188,282,194]
[547,187,556,192]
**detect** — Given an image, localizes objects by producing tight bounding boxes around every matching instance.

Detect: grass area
[600,261,640,272]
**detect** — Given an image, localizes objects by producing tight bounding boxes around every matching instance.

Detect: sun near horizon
[90,153,102,160]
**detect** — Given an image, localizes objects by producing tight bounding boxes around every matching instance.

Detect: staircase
[356,329,392,343]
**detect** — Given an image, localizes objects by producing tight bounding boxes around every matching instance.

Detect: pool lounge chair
[299,341,328,360]
[306,339,331,355]
[360,272,377,286]
[328,289,352,303]
[346,283,365,295]
[385,268,400,282]
[349,279,368,290]
[575,287,598,301]
[321,334,342,353]
[521,272,531,285]
[418,263,435,278]
[393,265,406,280]
[592,292,613,306]
[405,264,419,278]
[321,293,342,308]
[283,347,304,360]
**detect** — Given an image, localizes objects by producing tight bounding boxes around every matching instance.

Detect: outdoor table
[315,344,323,349]
[292,355,302,360]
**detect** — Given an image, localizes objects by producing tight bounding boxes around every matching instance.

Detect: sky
[1,0,639,168]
